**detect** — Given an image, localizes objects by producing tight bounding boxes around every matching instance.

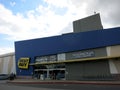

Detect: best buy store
[15,27,120,80]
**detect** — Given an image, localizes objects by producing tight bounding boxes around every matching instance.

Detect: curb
[7,80,120,85]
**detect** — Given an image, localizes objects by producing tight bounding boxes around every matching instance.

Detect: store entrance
[33,64,65,80]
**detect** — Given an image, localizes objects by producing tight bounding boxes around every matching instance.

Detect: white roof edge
[0,52,15,57]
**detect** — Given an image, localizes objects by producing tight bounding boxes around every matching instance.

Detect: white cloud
[0,47,14,55]
[10,2,16,7]
[0,1,87,41]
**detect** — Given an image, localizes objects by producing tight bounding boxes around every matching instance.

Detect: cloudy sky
[0,0,120,54]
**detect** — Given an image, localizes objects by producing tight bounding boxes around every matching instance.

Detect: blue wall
[15,27,120,76]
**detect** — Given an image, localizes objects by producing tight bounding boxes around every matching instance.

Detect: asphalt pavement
[1,79,120,90]
[0,84,63,90]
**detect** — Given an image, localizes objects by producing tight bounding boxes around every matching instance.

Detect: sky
[0,0,120,55]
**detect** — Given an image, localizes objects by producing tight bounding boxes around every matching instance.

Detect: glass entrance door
[34,64,65,80]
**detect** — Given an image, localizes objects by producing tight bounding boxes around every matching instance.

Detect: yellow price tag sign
[18,58,30,69]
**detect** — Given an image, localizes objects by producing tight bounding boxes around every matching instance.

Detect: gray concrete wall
[73,13,103,33]
[66,47,107,60]
[66,60,111,80]
[65,47,111,80]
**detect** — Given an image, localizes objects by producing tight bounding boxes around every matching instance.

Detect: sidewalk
[7,79,120,85]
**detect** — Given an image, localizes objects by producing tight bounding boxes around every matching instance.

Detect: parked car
[0,74,10,80]
[0,73,16,80]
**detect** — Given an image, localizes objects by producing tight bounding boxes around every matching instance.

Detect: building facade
[15,27,120,80]
[0,52,16,74]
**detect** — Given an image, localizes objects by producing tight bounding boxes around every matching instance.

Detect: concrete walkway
[7,79,120,85]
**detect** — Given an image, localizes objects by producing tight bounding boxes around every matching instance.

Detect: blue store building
[15,27,120,80]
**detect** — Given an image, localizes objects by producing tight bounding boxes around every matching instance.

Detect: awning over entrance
[29,55,120,66]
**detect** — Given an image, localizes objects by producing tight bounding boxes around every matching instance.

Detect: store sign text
[18,58,30,69]
[72,51,95,59]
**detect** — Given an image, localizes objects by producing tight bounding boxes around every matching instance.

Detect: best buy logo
[18,58,30,69]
